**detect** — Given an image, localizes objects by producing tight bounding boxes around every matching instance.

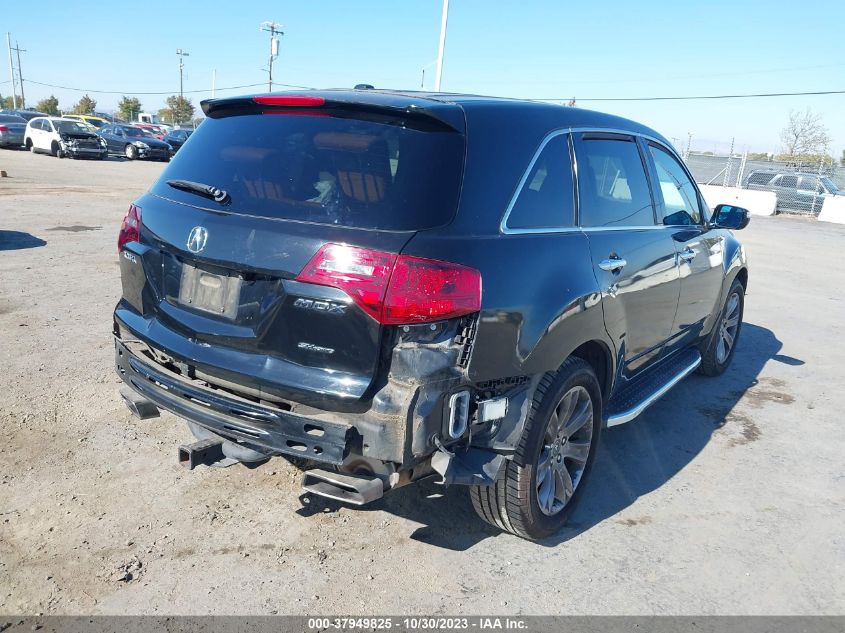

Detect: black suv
[114,90,749,540]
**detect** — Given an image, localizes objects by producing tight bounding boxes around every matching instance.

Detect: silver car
[0,114,26,148]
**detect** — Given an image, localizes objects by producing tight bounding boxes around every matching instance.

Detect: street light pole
[434,0,449,91]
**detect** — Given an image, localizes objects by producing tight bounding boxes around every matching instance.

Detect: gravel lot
[1,148,843,615]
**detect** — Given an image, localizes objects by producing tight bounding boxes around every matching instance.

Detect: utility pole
[12,40,25,107]
[260,22,284,91]
[434,0,449,91]
[176,48,189,99]
[176,48,189,125]
[6,33,17,109]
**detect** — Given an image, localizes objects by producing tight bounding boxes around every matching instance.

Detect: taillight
[252,95,325,107]
[117,204,142,252]
[0,126,9,132]
[297,244,481,325]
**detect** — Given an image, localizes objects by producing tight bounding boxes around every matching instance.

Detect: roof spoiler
[200,94,465,133]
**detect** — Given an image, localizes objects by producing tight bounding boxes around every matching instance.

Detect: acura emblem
[186,226,208,253]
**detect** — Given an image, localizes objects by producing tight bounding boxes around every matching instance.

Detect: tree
[71,94,97,115]
[117,96,142,122]
[35,95,60,116]
[779,108,832,158]
[159,95,195,125]
[841,149,845,167]
[1,94,23,109]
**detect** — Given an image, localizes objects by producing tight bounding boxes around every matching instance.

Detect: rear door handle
[679,247,696,263]
[598,257,627,272]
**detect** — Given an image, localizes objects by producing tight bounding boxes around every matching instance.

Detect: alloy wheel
[716,292,741,364]
[536,385,593,516]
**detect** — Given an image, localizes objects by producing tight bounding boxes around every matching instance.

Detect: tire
[470,357,602,540]
[699,278,744,377]
[26,139,35,153]
[50,142,60,158]
[124,144,137,160]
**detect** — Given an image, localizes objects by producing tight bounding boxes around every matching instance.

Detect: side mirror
[712,204,750,230]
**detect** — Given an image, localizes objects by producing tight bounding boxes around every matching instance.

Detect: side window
[648,144,703,225]
[778,175,798,189]
[798,176,822,193]
[506,133,574,229]
[747,172,774,186]
[576,136,655,227]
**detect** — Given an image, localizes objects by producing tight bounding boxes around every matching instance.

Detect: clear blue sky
[3,0,844,156]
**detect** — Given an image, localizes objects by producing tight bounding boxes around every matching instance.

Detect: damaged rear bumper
[116,339,353,465]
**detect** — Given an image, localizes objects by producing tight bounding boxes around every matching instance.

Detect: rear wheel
[699,279,744,376]
[26,139,34,153]
[124,144,137,160]
[470,357,602,540]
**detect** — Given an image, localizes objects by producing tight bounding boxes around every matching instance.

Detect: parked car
[114,91,749,540]
[162,128,193,151]
[131,123,166,140]
[744,169,841,214]
[24,117,108,159]
[63,114,110,129]
[0,113,27,148]
[0,109,48,121]
[98,123,172,160]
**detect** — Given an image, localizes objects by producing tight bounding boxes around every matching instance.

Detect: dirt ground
[1,149,843,615]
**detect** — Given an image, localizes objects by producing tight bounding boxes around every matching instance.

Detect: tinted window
[648,145,702,225]
[0,114,25,123]
[778,175,798,188]
[747,172,774,185]
[506,133,574,229]
[577,137,654,227]
[151,113,465,231]
[32,119,46,131]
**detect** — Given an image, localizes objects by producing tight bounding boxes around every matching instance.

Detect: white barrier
[817,196,845,225]
[698,185,777,217]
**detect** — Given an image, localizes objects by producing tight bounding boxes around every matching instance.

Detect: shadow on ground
[299,323,787,551]
[0,230,46,251]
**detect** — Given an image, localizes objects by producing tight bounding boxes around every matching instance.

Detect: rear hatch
[117,93,466,406]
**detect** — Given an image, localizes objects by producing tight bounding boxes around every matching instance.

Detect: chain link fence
[685,151,844,215]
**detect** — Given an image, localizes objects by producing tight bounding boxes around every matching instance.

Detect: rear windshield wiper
[166,179,231,205]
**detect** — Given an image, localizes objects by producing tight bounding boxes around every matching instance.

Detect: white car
[24,117,108,159]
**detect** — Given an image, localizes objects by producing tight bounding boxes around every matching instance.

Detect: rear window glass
[0,114,25,123]
[151,113,465,231]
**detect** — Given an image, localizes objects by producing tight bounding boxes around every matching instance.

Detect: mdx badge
[293,298,347,315]
[186,226,208,254]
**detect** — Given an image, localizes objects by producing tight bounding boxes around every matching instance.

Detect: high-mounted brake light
[252,95,326,107]
[297,244,482,325]
[117,204,142,252]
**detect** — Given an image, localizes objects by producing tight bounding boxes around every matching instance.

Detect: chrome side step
[302,469,384,506]
[606,350,701,428]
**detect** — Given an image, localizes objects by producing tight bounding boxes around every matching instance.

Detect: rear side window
[576,137,655,227]
[152,113,465,231]
[778,175,798,188]
[506,133,574,229]
[648,144,702,225]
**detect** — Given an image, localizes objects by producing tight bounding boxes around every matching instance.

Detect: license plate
[178,264,242,319]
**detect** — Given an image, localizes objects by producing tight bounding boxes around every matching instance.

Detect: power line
[549,89,845,103]
[25,79,312,95]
